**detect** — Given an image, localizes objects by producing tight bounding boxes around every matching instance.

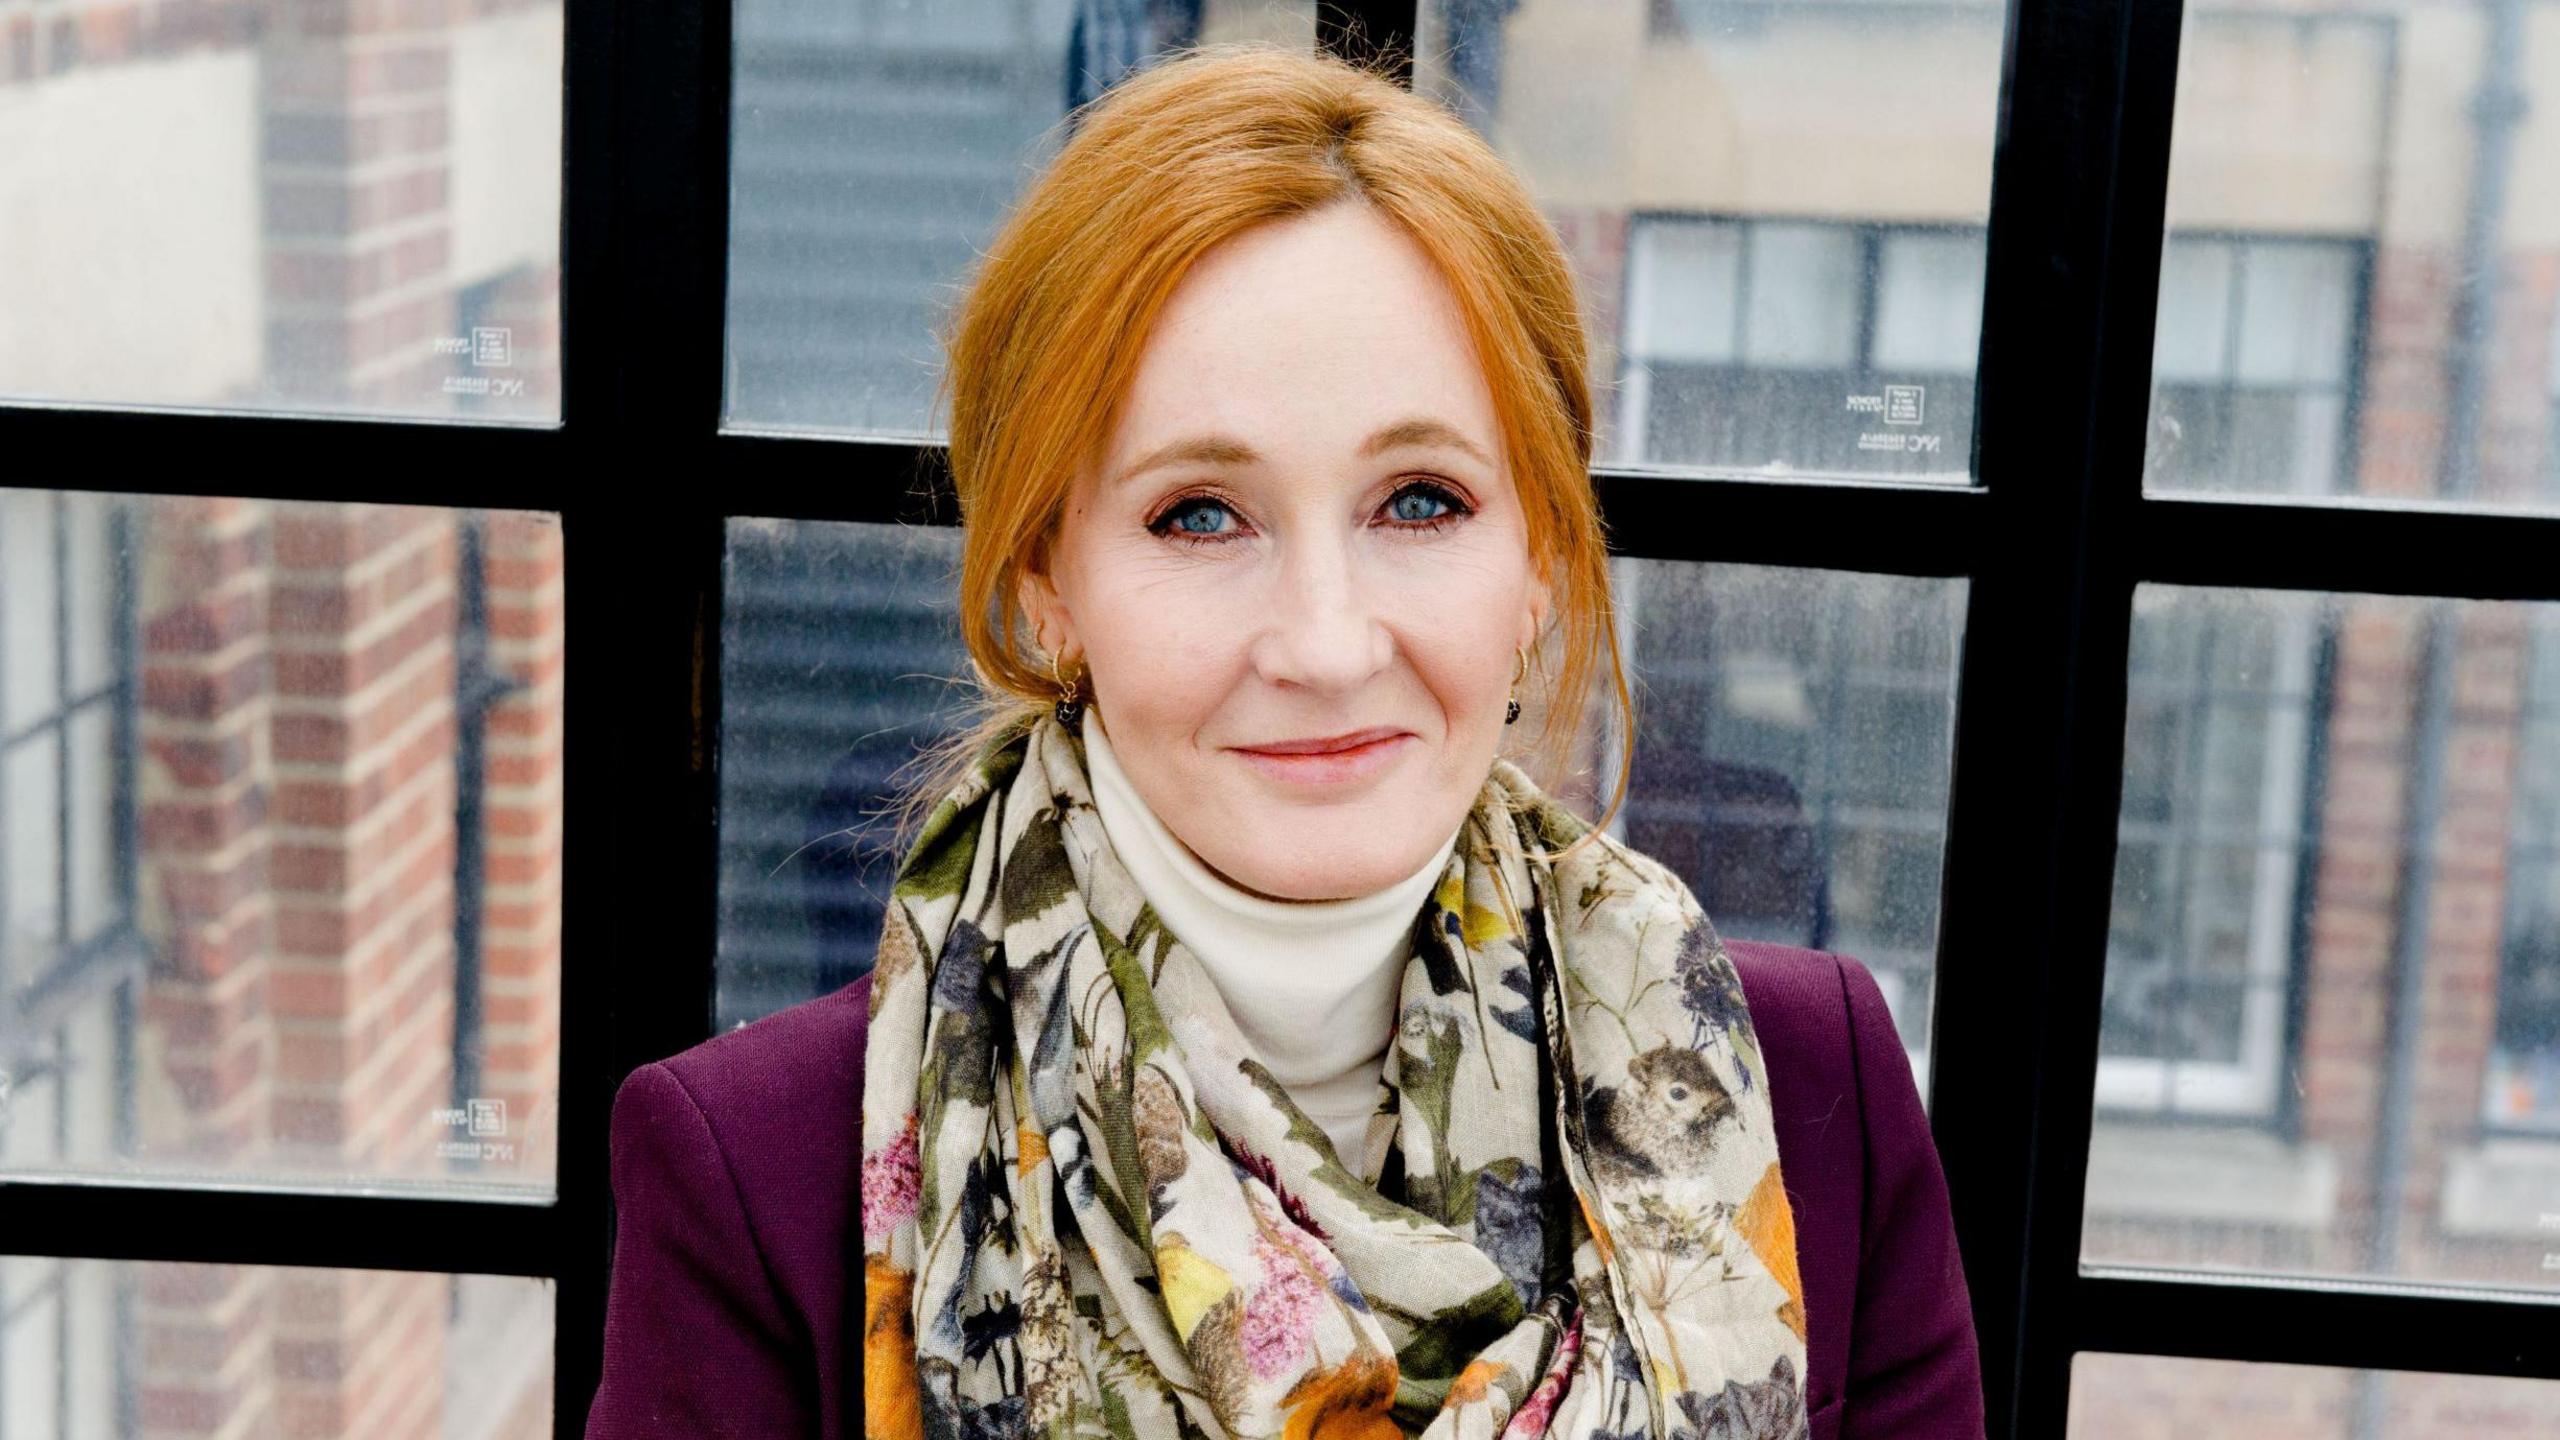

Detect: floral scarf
[860,712,1809,1439]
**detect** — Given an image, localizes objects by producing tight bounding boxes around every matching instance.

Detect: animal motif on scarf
[860,712,1808,1439]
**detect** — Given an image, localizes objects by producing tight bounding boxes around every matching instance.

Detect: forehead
[1105,201,1502,466]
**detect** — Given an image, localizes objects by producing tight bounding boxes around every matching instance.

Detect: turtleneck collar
[1080,707,1460,1162]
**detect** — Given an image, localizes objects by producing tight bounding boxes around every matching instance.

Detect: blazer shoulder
[612,978,870,1304]
[1726,939,1984,1437]
[1725,938,1865,1086]
[649,978,870,1127]
[1724,938,1930,1166]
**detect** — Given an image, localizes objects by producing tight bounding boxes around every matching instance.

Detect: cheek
[1378,538,1535,705]
[1074,561,1246,725]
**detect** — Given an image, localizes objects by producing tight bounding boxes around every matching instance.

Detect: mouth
[1228,727,1414,786]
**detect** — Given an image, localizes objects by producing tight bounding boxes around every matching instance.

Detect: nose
[1247,526,1394,698]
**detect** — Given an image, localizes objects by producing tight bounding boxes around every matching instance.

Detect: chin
[1228,827,1435,901]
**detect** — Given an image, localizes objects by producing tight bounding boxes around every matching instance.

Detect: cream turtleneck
[1081,708,1460,1166]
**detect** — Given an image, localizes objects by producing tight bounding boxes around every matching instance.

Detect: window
[721,0,1319,434]
[2486,608,2560,1134]
[2099,588,2326,1120]
[1415,0,2003,484]
[1620,217,1980,479]
[2145,237,2365,498]
[0,489,562,1438]
[5,3,2555,1435]
[0,1258,551,1439]
[1617,561,1961,1086]
[2141,6,2552,515]
[2071,1355,2560,1436]
[2548,296,2560,504]
[2089,589,2560,1289]
[0,491,129,1178]
[0,1,567,419]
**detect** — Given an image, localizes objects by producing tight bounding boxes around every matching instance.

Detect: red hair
[904,40,1634,858]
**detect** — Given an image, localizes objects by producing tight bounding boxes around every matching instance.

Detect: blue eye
[1153,496,1239,541]
[1389,487,1451,523]
[1385,482,1471,529]
[1151,482,1469,546]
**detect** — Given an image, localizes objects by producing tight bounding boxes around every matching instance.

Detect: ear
[1517,563,1555,656]
[1016,560,1079,662]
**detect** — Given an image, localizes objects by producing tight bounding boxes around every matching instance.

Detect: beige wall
[1490,0,2557,249]
[0,50,265,404]
[0,8,564,410]
[450,9,568,292]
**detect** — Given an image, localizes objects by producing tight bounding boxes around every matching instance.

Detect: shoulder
[636,979,871,1129]
[597,987,871,1435]
[1723,938,1923,1179]
[1722,941,1912,1417]
[607,980,870,1313]
[1725,940,1901,1079]
[1727,941,1983,1435]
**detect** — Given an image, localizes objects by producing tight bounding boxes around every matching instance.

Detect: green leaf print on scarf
[860,712,1812,1440]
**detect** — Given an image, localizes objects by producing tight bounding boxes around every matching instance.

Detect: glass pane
[715,520,1961,1107]
[0,3,564,421]
[1416,0,2004,481]
[2142,6,2560,510]
[2087,586,2560,1296]
[722,0,1318,434]
[2072,1354,2560,1436]
[0,490,563,1194]
[0,1258,550,1439]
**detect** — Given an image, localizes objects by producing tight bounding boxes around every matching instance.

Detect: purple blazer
[585,941,1985,1439]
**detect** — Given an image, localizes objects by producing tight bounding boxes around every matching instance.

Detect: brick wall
[2075,241,2560,1430]
[129,498,562,1438]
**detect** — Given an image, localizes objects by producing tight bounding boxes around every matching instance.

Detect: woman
[587,41,1982,1440]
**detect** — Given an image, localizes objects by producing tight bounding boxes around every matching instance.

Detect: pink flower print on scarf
[1240,1222,1329,1381]
[863,1109,922,1244]
[1499,1303,1586,1439]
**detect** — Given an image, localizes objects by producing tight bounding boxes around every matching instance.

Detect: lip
[1235,726,1406,756]
[1228,727,1414,786]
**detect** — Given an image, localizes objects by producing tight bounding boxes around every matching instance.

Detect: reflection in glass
[1615,560,1962,1091]
[1415,0,2005,481]
[2087,586,2560,1296]
[0,2,564,420]
[723,0,1316,434]
[714,521,1961,1104]
[2072,1353,2560,1436]
[0,1258,550,1439]
[2492,609,2560,1130]
[1620,217,1979,479]
[0,490,563,1192]
[2142,5,2560,511]
[2143,235,2363,499]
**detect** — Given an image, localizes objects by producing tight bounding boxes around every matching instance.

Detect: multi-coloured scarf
[860,711,1809,1439]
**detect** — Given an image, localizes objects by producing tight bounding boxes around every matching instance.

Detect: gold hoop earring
[1050,651,1087,729]
[1505,644,1527,726]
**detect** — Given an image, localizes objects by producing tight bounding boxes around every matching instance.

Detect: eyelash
[1145,479,1476,547]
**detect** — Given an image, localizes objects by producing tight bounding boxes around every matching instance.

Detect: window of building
[1619,216,1980,480]
[2100,590,2326,1120]
[6,3,2556,1436]
[2486,609,2560,1134]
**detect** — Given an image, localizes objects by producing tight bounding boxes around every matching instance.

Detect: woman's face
[1022,197,1550,901]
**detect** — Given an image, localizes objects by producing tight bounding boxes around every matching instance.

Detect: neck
[1080,709,1458,1155]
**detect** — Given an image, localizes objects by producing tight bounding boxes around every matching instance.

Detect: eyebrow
[1107,416,1495,490]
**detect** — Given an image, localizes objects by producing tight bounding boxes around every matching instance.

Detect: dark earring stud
[1505,695,1521,726]
[1049,651,1086,729]
[1504,644,1527,725]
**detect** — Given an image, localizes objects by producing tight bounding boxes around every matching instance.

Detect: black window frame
[2,1,2556,1434]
